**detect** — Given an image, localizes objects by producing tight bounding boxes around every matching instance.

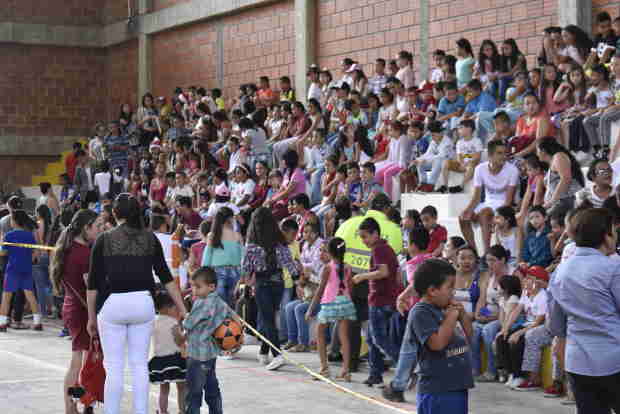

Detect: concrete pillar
[558,0,592,34]
[418,0,430,80]
[138,0,152,102]
[216,22,225,89]
[294,0,316,104]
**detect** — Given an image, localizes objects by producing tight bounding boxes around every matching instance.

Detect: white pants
[98,291,155,414]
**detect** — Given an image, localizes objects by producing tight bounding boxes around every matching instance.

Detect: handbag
[78,338,106,406]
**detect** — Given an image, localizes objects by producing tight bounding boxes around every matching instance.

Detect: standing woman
[32,205,53,318]
[119,103,133,133]
[537,137,584,216]
[86,194,187,414]
[136,93,159,148]
[0,210,42,331]
[50,209,102,414]
[242,207,299,371]
[201,207,243,307]
[395,50,415,89]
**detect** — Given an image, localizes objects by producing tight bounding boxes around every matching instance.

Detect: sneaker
[448,185,463,193]
[266,355,286,371]
[514,379,540,391]
[475,372,497,383]
[543,383,564,398]
[282,342,297,350]
[381,384,405,403]
[510,376,526,389]
[257,350,270,365]
[505,374,514,387]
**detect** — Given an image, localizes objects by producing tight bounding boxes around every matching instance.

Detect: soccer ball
[213,319,243,351]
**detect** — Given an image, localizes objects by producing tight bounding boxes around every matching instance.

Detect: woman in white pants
[86,194,187,414]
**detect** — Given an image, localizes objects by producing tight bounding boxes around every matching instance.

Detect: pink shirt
[406,253,433,309]
[283,167,306,200]
[321,262,352,304]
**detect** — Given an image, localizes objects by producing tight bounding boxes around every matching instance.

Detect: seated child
[439,119,482,193]
[520,206,553,268]
[420,205,447,257]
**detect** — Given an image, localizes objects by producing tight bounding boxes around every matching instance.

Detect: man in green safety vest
[335,193,403,273]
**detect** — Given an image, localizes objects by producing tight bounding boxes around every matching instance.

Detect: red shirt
[65,152,78,182]
[427,225,447,255]
[191,241,206,272]
[149,177,168,202]
[369,239,402,307]
[62,241,91,312]
[179,209,202,230]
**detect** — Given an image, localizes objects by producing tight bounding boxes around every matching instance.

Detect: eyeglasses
[597,168,612,175]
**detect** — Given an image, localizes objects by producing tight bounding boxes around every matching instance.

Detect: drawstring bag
[79,338,106,406]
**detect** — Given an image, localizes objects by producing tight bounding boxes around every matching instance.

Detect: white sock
[0,315,7,325]
[33,314,41,325]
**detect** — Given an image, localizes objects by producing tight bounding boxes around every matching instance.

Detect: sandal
[335,372,351,383]
[312,367,330,381]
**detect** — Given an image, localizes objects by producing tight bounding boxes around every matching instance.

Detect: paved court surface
[0,320,576,414]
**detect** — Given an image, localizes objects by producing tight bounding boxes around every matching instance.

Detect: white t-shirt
[589,87,614,109]
[231,179,256,207]
[499,294,520,315]
[94,172,111,196]
[171,185,194,200]
[456,137,483,165]
[473,162,519,203]
[430,67,444,83]
[269,118,285,139]
[520,289,548,326]
[243,128,268,154]
[307,82,322,102]
[202,201,240,220]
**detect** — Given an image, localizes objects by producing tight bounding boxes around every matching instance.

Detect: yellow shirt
[283,241,300,288]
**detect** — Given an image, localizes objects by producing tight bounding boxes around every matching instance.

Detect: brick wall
[317,0,422,82]
[593,0,620,23]
[104,0,135,24]
[0,44,106,138]
[153,0,191,12]
[0,0,102,26]
[151,1,295,100]
[105,40,139,120]
[428,0,558,70]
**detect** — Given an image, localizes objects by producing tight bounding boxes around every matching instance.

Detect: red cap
[526,265,549,283]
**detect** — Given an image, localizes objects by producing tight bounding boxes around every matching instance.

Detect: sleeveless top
[497,229,517,265]
[321,262,352,304]
[485,274,501,316]
[453,269,481,314]
[544,168,581,205]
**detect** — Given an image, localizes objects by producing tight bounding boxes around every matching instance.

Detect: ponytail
[113,193,143,229]
[328,237,347,290]
[50,209,98,295]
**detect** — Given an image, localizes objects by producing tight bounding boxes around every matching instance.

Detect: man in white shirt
[94,160,112,199]
[368,58,388,95]
[459,140,519,254]
[171,171,194,200]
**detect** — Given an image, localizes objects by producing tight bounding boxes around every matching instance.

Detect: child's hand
[172,324,186,347]
[508,330,524,344]
[396,294,409,316]
[304,309,314,322]
[352,274,366,285]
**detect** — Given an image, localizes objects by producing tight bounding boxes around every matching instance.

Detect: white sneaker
[511,377,526,389]
[266,355,286,371]
[505,374,514,387]
[257,349,270,365]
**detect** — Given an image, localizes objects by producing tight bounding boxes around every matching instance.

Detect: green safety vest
[335,210,403,273]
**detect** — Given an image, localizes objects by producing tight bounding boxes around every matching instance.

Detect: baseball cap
[525,266,549,283]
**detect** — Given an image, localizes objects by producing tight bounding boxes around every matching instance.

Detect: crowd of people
[1,10,620,414]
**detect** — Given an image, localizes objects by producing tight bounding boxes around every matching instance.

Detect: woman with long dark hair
[537,137,584,216]
[498,39,527,103]
[264,149,306,221]
[136,93,159,147]
[242,207,299,371]
[32,205,53,317]
[476,39,501,98]
[86,194,186,414]
[50,209,102,414]
[201,207,243,307]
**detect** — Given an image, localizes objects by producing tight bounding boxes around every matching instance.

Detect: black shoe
[350,359,360,373]
[328,352,343,362]
[437,185,448,194]
[363,376,383,387]
[382,384,405,403]
[449,185,463,193]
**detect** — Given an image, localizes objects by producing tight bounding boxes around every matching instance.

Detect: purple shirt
[283,168,306,200]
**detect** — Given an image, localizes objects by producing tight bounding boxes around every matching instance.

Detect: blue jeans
[215,266,240,308]
[185,358,222,414]
[32,255,51,316]
[470,319,501,376]
[279,287,294,341]
[418,390,469,414]
[498,76,513,104]
[390,309,418,391]
[310,167,325,206]
[368,305,400,380]
[417,157,446,186]
[285,300,320,345]
[255,281,284,357]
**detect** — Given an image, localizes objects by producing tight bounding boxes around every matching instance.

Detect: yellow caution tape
[0,241,57,251]
[227,305,415,414]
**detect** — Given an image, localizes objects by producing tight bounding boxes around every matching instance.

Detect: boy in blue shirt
[409,259,474,413]
[176,267,232,414]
